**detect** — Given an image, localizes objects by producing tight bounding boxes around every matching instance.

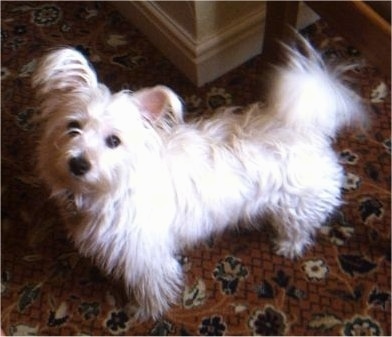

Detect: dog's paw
[274,238,309,259]
[134,284,181,321]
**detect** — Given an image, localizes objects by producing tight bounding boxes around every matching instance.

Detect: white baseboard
[114,1,265,86]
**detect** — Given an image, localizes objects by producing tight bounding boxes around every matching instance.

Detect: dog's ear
[132,85,183,125]
[32,48,98,97]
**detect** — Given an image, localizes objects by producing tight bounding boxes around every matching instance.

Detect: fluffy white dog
[32,38,364,320]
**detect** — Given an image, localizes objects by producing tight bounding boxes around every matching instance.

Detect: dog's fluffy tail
[267,38,366,138]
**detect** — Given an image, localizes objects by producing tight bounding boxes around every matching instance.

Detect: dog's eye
[106,135,121,148]
[67,120,82,137]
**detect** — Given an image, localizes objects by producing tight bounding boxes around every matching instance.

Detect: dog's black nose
[69,156,91,176]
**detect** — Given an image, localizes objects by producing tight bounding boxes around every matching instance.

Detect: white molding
[114,1,265,86]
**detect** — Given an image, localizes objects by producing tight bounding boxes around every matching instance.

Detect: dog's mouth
[64,164,113,196]
[63,191,78,213]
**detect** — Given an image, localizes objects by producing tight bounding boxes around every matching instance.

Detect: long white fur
[32,39,364,320]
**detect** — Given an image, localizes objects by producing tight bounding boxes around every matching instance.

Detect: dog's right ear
[132,85,184,125]
[32,48,98,97]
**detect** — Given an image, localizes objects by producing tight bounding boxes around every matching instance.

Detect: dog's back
[167,38,366,258]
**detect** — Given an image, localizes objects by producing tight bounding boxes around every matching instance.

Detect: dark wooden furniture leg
[262,1,300,64]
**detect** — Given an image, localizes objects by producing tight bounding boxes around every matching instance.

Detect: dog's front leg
[124,251,183,320]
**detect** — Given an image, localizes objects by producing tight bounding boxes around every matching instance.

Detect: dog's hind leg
[269,191,340,259]
[270,214,316,259]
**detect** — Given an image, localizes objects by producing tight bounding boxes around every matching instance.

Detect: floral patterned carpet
[1,1,391,336]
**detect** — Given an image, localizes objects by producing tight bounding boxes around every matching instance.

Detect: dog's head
[32,48,183,197]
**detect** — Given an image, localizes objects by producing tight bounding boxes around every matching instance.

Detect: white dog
[32,38,364,320]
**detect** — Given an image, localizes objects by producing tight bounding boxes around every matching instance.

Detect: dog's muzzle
[69,155,91,176]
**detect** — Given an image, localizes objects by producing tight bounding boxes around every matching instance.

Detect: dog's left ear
[32,48,98,98]
[133,85,184,124]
